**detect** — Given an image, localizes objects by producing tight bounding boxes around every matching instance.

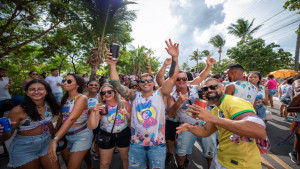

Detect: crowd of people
[0,39,299,169]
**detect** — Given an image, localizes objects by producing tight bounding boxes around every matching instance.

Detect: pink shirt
[266,79,277,89]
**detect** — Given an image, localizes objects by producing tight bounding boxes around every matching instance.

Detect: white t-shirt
[0,77,11,101]
[281,84,293,98]
[45,76,63,93]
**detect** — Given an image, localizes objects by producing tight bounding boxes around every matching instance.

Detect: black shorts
[165,120,180,141]
[97,127,131,149]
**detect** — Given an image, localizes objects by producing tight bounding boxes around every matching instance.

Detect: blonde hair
[98,84,124,108]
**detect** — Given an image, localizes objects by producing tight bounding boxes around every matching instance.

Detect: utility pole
[295,24,300,71]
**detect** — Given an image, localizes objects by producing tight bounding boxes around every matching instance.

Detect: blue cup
[0,117,13,133]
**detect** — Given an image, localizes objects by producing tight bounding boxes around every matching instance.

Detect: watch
[53,136,60,141]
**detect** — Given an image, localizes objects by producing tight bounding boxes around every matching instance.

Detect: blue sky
[128,0,299,68]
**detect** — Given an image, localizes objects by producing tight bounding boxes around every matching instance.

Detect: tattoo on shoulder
[169,60,176,77]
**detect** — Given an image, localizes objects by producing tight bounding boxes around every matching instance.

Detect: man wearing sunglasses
[177,78,267,169]
[224,64,258,106]
[106,39,179,169]
[45,69,63,103]
[163,55,216,169]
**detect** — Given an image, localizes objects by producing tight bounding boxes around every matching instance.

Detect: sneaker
[289,151,297,164]
[165,152,173,165]
[283,118,293,122]
[184,157,190,167]
[93,154,100,161]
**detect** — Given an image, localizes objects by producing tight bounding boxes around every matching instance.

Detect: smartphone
[110,43,120,60]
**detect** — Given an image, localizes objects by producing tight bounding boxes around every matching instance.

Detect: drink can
[0,117,13,133]
[100,104,108,115]
[195,99,207,109]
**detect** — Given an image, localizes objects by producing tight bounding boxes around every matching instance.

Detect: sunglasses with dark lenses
[100,90,114,95]
[176,77,188,81]
[129,84,139,88]
[202,84,219,92]
[88,84,99,87]
[139,79,154,83]
[64,79,73,84]
[32,73,38,75]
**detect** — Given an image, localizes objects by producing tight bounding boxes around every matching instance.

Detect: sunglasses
[139,79,154,83]
[88,84,99,87]
[64,79,73,84]
[176,77,188,81]
[202,84,219,92]
[31,73,38,75]
[101,90,114,95]
[28,88,45,92]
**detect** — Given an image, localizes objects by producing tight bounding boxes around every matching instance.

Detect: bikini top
[61,94,88,124]
[17,103,52,132]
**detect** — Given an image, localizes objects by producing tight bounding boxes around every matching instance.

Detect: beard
[205,91,222,101]
[228,77,232,82]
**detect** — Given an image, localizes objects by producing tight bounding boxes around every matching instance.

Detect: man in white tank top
[106,39,180,169]
[224,64,258,105]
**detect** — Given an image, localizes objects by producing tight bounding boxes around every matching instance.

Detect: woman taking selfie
[0,79,60,169]
[47,73,93,169]
[88,84,131,169]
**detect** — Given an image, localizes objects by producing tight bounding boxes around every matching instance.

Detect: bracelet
[53,136,60,141]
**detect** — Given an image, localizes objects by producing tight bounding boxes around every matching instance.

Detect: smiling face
[87,81,99,93]
[26,83,47,101]
[175,72,188,89]
[248,73,260,86]
[100,86,115,101]
[30,71,38,79]
[63,75,79,92]
[139,76,155,93]
[203,79,223,102]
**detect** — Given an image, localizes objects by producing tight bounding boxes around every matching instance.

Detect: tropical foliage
[227,19,262,40]
[209,35,226,61]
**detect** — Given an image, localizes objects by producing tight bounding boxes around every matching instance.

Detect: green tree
[284,0,300,14]
[209,35,226,61]
[227,37,292,76]
[227,19,262,41]
[181,62,188,71]
[190,49,209,71]
[211,59,236,74]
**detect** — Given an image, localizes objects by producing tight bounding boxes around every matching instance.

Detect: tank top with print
[61,95,88,124]
[130,90,166,146]
[255,85,265,107]
[233,81,258,105]
[18,103,52,131]
[87,94,99,108]
[100,104,128,132]
[172,85,200,125]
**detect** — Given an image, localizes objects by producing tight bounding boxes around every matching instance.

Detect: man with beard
[177,78,267,169]
[224,64,258,106]
[166,56,217,169]
[106,39,179,169]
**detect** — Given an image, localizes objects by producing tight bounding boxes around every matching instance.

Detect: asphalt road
[0,97,299,169]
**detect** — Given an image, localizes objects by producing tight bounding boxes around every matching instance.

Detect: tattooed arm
[105,48,135,101]
[159,39,179,103]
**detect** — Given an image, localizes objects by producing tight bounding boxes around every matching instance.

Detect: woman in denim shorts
[88,84,131,169]
[47,74,93,169]
[0,79,60,169]
[265,74,278,108]
[247,72,269,121]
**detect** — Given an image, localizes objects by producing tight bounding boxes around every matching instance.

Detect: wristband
[53,136,60,141]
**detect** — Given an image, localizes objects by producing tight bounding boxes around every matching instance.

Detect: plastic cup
[100,104,108,115]
[0,117,13,133]
[195,99,207,109]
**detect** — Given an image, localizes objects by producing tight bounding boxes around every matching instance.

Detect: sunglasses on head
[176,77,188,81]
[202,84,218,92]
[88,84,99,87]
[100,90,114,95]
[139,79,153,83]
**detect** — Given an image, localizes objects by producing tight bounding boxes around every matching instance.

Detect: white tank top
[130,91,166,146]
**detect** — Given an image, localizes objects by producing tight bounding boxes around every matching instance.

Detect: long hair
[21,79,60,121]
[246,72,262,86]
[60,73,85,109]
[98,84,124,108]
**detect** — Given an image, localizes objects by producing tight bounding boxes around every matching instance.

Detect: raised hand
[206,54,216,66]
[165,39,179,58]
[163,58,172,66]
[105,47,120,67]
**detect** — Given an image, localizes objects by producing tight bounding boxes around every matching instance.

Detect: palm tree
[295,24,300,71]
[190,49,201,71]
[227,18,262,40]
[181,62,188,71]
[209,35,226,61]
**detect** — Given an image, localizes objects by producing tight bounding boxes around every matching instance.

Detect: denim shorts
[8,132,51,168]
[53,92,63,103]
[255,104,266,120]
[65,124,93,152]
[129,143,166,169]
[279,96,291,105]
[176,129,217,158]
[268,89,277,96]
